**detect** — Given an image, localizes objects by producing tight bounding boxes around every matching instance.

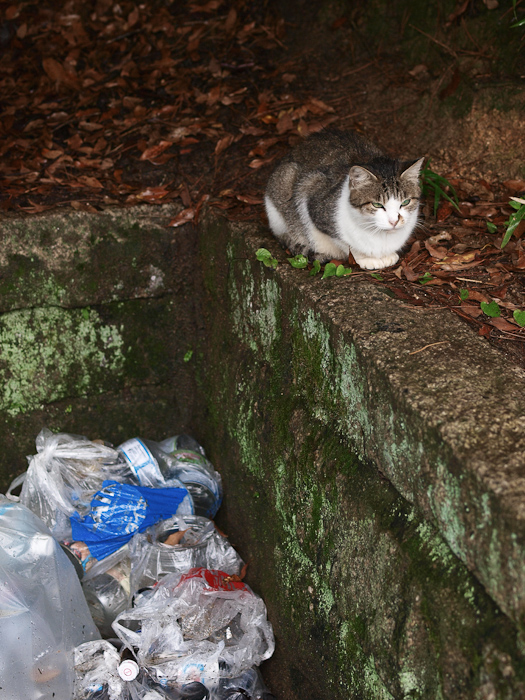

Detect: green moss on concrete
[0,307,125,416]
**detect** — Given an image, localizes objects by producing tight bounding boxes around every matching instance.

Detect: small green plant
[256,248,278,269]
[322,262,337,279]
[418,272,433,284]
[336,264,352,277]
[481,300,501,318]
[459,288,469,301]
[513,310,525,327]
[370,272,383,280]
[486,221,497,234]
[310,259,321,276]
[420,159,460,216]
[287,254,309,269]
[321,262,351,279]
[511,0,525,27]
[501,197,525,249]
[183,349,193,362]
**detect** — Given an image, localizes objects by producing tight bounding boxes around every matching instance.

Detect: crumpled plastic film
[8,428,130,540]
[0,496,100,700]
[129,515,244,591]
[73,640,123,700]
[113,568,275,688]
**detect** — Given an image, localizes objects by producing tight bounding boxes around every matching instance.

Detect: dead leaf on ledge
[169,208,195,227]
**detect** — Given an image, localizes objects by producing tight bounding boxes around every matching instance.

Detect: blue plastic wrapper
[70,480,191,560]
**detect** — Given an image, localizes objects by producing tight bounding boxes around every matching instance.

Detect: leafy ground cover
[1,0,525,366]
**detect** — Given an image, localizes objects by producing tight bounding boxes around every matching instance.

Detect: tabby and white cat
[264,129,424,270]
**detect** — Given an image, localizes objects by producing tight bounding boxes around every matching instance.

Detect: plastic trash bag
[73,640,123,700]
[73,640,174,700]
[70,480,193,560]
[129,515,244,592]
[80,548,132,639]
[0,496,100,700]
[117,438,222,518]
[113,568,275,690]
[8,428,132,540]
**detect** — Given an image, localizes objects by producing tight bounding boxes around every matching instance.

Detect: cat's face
[348,158,424,232]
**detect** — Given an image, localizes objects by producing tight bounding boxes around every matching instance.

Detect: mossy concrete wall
[0,206,202,487]
[194,212,525,700]
[0,207,524,699]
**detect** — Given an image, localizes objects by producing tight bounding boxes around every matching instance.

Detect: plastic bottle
[117,437,222,518]
[118,646,140,683]
[214,667,275,700]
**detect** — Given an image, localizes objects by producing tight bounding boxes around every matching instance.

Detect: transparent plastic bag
[73,640,123,700]
[117,438,222,518]
[73,640,179,699]
[113,568,275,690]
[81,549,132,639]
[129,515,244,591]
[0,497,100,700]
[8,428,132,540]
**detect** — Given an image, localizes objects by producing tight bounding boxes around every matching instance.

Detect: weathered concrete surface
[0,206,524,698]
[194,211,525,699]
[0,206,203,485]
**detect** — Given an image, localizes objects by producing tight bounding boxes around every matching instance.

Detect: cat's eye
[371,202,384,209]
[401,198,411,206]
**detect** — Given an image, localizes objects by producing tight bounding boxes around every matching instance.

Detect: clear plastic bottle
[117,437,222,518]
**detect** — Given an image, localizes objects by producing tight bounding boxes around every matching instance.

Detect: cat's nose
[389,215,400,227]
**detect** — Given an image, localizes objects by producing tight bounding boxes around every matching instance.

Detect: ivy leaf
[256,247,278,269]
[480,301,501,318]
[501,201,525,249]
[418,272,433,285]
[287,254,308,269]
[322,262,337,279]
[310,259,321,276]
[459,288,469,301]
[513,310,525,327]
[370,272,383,280]
[336,264,351,277]
[486,221,497,234]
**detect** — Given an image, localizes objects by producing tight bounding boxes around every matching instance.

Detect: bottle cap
[118,659,140,681]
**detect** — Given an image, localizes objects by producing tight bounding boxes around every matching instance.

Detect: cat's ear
[400,157,425,183]
[349,165,378,189]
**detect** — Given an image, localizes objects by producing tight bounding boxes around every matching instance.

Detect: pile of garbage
[1,428,276,700]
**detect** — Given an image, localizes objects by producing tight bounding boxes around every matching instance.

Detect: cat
[264,129,424,270]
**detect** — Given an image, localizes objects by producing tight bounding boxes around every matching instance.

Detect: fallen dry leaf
[490,317,517,332]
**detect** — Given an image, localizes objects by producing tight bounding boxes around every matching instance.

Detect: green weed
[501,197,525,249]
[420,160,460,216]
[256,248,278,269]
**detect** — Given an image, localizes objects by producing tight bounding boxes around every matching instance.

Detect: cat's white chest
[335,177,417,265]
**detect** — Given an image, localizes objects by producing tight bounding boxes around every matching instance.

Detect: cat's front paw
[353,253,399,270]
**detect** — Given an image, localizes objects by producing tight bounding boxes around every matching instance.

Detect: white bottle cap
[118,659,140,681]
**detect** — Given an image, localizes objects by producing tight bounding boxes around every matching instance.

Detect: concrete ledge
[194,210,525,698]
[200,212,525,628]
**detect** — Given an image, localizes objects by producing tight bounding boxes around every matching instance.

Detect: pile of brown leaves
[1,0,525,365]
[0,0,333,216]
